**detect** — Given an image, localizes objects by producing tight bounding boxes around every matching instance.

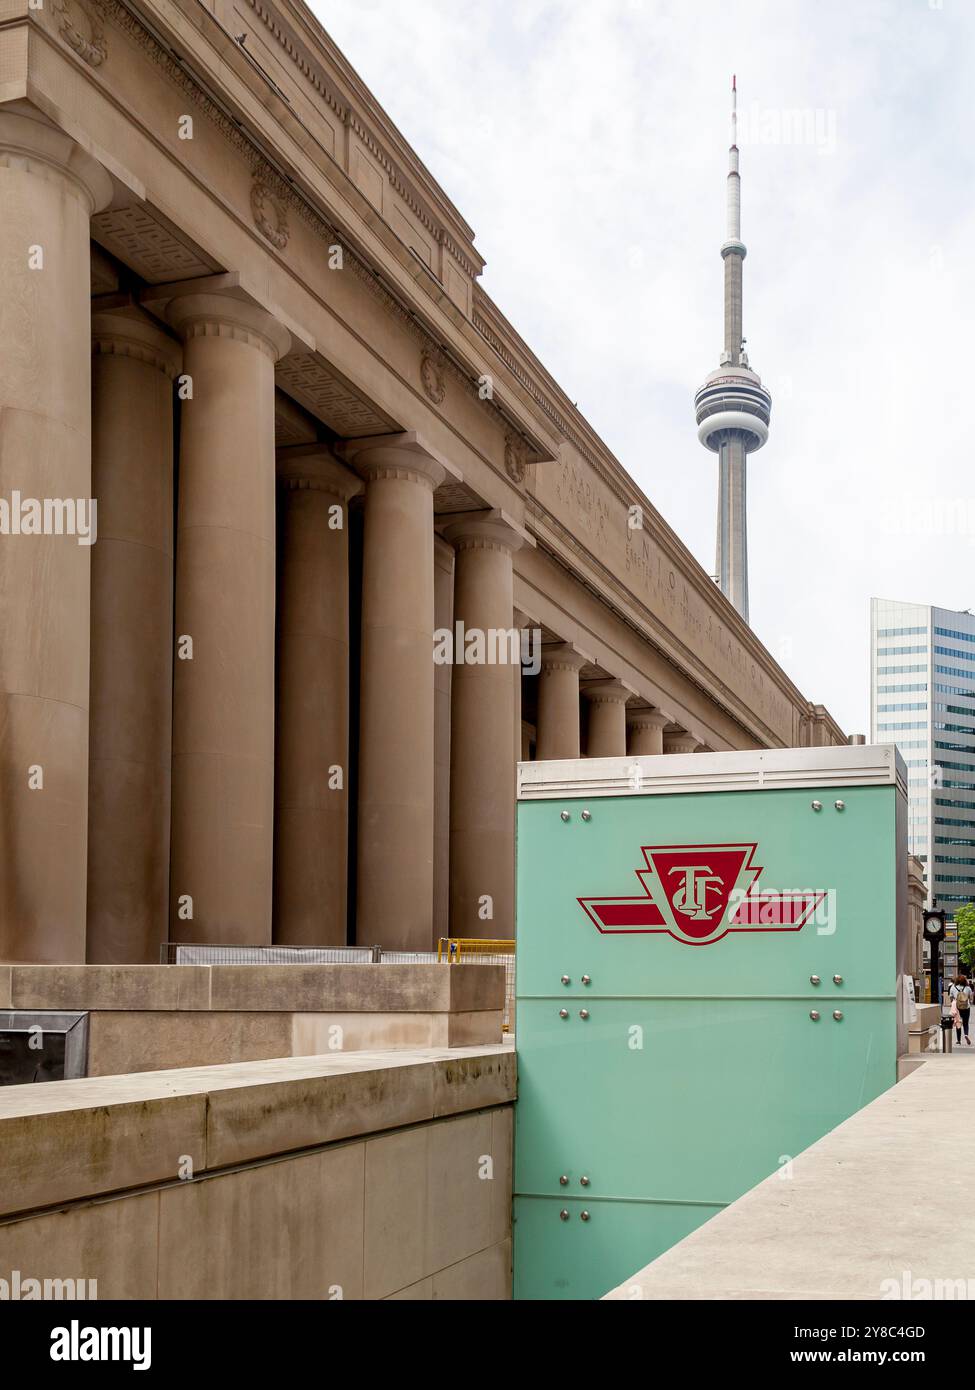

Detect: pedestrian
[949,975,973,1046]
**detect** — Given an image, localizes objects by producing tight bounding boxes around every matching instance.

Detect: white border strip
[517,744,907,801]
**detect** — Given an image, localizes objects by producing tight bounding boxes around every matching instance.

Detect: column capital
[540,642,590,675]
[340,430,452,492]
[626,705,672,733]
[583,677,632,706]
[91,310,182,380]
[166,292,291,363]
[443,508,526,556]
[663,729,702,755]
[0,107,113,214]
[276,444,363,500]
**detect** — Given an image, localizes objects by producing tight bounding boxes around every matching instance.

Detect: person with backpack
[949,975,973,1045]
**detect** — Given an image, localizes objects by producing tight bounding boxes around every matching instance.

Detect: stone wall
[0,1046,514,1300]
[0,964,505,1075]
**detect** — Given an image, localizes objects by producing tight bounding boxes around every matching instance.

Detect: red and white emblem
[578,843,825,946]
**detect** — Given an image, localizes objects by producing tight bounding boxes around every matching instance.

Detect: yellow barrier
[437,937,514,961]
[437,938,515,1031]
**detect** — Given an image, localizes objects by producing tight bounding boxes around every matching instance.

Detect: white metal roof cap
[517,744,907,801]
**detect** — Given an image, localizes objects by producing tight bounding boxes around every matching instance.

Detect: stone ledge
[0,1045,516,1219]
[1,963,505,1014]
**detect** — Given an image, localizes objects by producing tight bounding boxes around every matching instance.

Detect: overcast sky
[313,0,975,735]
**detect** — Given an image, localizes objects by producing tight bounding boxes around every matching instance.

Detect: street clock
[923,908,947,943]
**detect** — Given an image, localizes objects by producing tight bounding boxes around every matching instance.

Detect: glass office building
[870,597,975,979]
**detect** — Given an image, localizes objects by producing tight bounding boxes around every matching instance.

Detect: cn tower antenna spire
[692,77,772,626]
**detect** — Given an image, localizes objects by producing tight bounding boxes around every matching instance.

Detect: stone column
[512,608,531,770]
[273,447,361,947]
[536,644,586,761]
[167,294,290,944]
[444,513,524,940]
[0,110,112,963]
[346,433,445,951]
[584,679,630,758]
[433,537,455,943]
[663,729,701,755]
[87,313,181,964]
[627,707,671,757]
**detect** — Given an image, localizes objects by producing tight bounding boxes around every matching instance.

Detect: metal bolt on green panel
[513,745,907,1300]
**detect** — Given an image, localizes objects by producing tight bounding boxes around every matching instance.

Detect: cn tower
[694,77,772,625]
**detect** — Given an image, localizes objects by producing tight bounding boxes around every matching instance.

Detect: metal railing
[161,943,376,964]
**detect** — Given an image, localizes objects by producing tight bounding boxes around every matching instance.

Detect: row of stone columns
[533,646,703,761]
[88,293,293,959]
[0,107,708,964]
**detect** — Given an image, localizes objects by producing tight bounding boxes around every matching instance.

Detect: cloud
[312,0,975,734]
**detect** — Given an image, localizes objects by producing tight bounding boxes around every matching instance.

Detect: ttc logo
[578,843,826,947]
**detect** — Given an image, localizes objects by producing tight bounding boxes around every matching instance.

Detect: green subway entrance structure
[513,746,907,1299]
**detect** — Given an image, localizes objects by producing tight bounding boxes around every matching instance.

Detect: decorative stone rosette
[250,177,290,250]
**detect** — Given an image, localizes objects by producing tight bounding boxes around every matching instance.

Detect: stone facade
[0,0,844,964]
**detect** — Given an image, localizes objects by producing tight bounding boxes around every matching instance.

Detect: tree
[955,902,975,972]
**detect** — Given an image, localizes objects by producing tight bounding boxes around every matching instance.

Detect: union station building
[0,0,844,967]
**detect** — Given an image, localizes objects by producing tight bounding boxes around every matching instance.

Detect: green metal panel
[514,776,903,1300]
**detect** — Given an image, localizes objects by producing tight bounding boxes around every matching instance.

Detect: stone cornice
[102,1,542,468]
[245,0,482,277]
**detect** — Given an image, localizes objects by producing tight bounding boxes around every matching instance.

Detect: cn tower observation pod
[694,366,772,453]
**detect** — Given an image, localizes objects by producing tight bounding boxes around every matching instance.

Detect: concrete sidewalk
[604,1057,975,1301]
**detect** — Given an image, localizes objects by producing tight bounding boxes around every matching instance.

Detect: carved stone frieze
[420,348,446,405]
[54,0,107,68]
